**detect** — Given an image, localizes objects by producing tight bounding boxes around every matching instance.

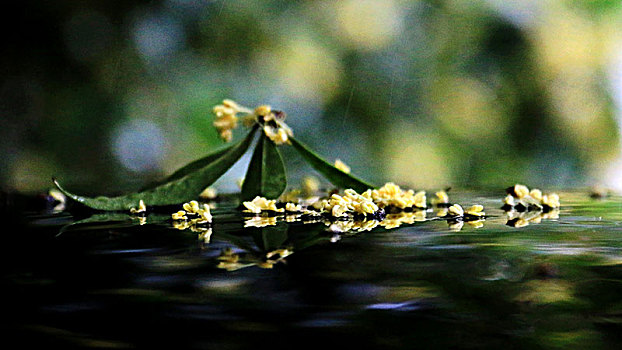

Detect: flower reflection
[244,216,278,228]
[216,246,294,272]
[379,210,426,229]
[505,208,560,228]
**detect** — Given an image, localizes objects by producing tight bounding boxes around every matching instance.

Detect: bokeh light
[2,0,622,193]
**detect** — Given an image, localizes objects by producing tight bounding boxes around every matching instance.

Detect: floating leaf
[54,127,259,211]
[241,134,287,201]
[289,136,375,192]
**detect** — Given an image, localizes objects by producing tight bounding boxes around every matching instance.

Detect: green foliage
[289,136,375,193]
[54,126,258,210]
[241,133,287,201]
[55,125,376,211]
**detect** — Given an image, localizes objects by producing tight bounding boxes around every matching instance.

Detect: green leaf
[163,145,234,183]
[54,126,258,211]
[139,144,234,191]
[240,134,287,201]
[289,136,375,192]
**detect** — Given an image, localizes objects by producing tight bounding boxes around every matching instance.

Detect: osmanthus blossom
[129,199,147,214]
[213,99,293,145]
[243,196,283,213]
[503,184,561,210]
[334,159,351,174]
[171,200,212,228]
[371,182,426,209]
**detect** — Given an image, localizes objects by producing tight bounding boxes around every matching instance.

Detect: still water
[4,191,622,349]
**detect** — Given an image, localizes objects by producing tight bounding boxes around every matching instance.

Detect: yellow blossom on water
[197,204,212,223]
[334,159,351,174]
[172,210,187,220]
[503,194,515,206]
[448,204,464,216]
[130,200,146,214]
[183,200,200,214]
[432,191,449,205]
[413,191,427,209]
[322,189,379,217]
[541,193,560,208]
[243,196,283,213]
[285,202,303,212]
[530,189,543,201]
[465,205,485,217]
[436,208,448,217]
[513,184,530,199]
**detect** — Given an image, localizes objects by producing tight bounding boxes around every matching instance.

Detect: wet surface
[3,191,622,349]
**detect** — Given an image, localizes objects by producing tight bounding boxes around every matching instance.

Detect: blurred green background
[2,0,622,195]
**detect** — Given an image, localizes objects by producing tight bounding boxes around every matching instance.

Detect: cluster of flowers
[213,99,293,145]
[503,184,560,211]
[171,201,212,229]
[370,182,427,210]
[312,189,381,218]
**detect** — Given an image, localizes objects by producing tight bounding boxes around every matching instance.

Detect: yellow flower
[183,200,200,214]
[371,182,424,209]
[334,159,351,174]
[503,194,515,206]
[448,204,464,216]
[512,184,530,199]
[255,105,272,117]
[529,189,543,201]
[197,204,212,223]
[432,191,449,205]
[172,210,188,220]
[130,200,147,214]
[264,125,290,145]
[242,196,283,213]
[413,191,426,209]
[285,202,303,212]
[465,204,485,217]
[541,193,560,208]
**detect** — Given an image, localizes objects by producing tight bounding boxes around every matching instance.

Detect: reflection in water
[505,208,560,227]
[17,191,622,349]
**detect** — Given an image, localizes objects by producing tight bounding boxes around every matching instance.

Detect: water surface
[4,191,622,349]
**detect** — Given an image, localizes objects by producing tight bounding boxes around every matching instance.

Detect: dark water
[4,191,622,349]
